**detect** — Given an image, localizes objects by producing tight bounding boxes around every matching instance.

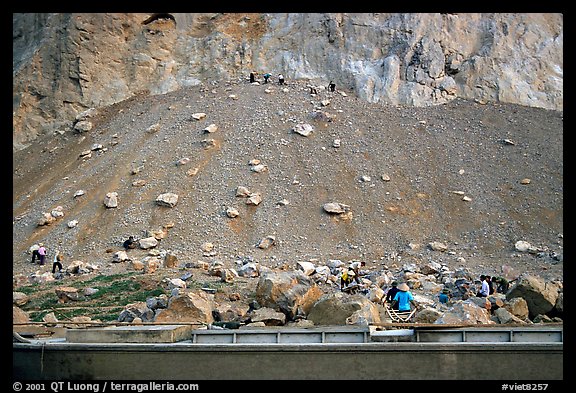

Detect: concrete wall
[13,342,563,380]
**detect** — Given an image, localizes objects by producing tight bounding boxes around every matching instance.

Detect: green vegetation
[17,279,63,295]
[17,270,254,323]
[20,272,166,322]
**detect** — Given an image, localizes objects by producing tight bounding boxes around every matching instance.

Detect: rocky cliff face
[12,13,563,151]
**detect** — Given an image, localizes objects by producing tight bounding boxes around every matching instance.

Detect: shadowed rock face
[506,275,561,319]
[13,13,562,150]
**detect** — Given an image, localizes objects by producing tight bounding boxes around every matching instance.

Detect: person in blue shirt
[391,283,418,312]
[439,289,451,304]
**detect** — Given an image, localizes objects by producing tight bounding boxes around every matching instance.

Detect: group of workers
[340,260,513,314]
[29,235,141,276]
[476,274,510,297]
[248,72,336,92]
[340,263,417,313]
[250,72,277,85]
[30,243,63,274]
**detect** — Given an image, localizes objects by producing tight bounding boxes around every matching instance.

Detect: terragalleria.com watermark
[13,381,200,392]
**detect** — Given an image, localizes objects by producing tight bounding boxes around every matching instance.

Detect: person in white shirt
[476,275,490,297]
[348,261,365,285]
[52,250,63,274]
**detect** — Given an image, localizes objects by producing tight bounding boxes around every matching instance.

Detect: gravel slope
[13,78,563,288]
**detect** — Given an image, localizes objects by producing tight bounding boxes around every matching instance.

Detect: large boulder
[13,292,28,306]
[154,292,214,324]
[494,308,528,325]
[249,307,287,326]
[255,270,323,320]
[13,306,30,324]
[506,275,561,319]
[503,297,530,320]
[306,292,381,326]
[118,301,155,322]
[434,300,495,325]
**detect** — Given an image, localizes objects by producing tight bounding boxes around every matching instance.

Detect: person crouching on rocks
[123,236,137,250]
[348,260,365,282]
[476,275,490,297]
[340,268,355,290]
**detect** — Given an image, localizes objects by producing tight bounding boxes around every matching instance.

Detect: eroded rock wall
[13,13,563,150]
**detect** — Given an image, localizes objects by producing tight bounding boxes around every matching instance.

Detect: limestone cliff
[12,13,563,150]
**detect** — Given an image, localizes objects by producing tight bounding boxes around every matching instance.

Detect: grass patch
[82,272,136,285]
[16,279,63,295]
[20,272,166,322]
[17,271,253,323]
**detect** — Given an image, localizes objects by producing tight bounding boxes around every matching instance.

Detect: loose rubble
[13,77,563,332]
